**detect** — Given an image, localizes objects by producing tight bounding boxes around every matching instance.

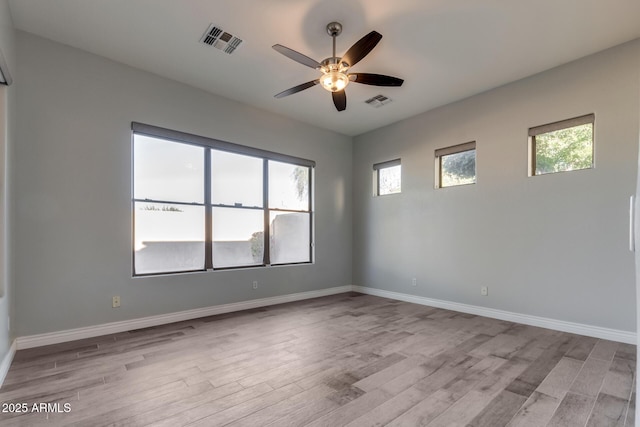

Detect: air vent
[200,24,243,54]
[365,94,392,108]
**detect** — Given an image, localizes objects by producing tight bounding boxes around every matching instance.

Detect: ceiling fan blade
[272,44,321,69]
[274,80,319,98]
[341,31,382,67]
[350,73,404,86]
[332,90,346,111]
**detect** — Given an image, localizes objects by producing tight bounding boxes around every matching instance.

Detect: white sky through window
[134,135,308,248]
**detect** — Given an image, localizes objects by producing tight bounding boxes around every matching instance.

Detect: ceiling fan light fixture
[320,70,349,92]
[319,60,350,92]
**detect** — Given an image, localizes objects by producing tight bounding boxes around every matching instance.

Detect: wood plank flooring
[0,292,635,426]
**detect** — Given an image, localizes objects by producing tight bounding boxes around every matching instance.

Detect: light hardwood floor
[0,292,635,426]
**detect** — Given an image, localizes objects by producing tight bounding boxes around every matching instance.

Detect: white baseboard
[14,284,636,350]
[16,286,352,350]
[0,339,16,387]
[352,286,636,344]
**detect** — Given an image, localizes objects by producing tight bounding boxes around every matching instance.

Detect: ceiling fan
[273,22,404,112]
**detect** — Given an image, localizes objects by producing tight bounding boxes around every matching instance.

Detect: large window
[529,114,594,176]
[435,141,476,188]
[132,123,314,276]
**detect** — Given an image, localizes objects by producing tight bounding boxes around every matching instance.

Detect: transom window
[435,141,476,188]
[529,114,594,176]
[132,123,314,276]
[373,159,401,196]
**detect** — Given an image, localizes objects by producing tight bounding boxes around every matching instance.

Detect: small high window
[435,142,476,188]
[373,159,401,196]
[529,114,594,176]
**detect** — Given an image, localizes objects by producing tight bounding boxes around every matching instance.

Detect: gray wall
[353,40,640,332]
[11,31,352,336]
[0,0,15,361]
[7,28,639,339]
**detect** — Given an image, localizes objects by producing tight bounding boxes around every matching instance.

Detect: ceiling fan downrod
[326,21,342,60]
[319,22,349,93]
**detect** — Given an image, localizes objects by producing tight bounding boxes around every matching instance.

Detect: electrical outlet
[112,296,121,308]
[252,281,258,290]
[481,286,488,296]
[411,278,417,286]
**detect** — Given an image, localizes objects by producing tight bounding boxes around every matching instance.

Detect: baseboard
[15,284,635,350]
[352,286,636,344]
[16,286,353,350]
[0,339,16,387]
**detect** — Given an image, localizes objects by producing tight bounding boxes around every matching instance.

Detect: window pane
[534,123,593,175]
[211,150,263,207]
[213,207,264,268]
[441,150,476,187]
[134,135,204,203]
[270,212,310,264]
[378,165,401,195]
[134,202,204,274]
[269,161,309,211]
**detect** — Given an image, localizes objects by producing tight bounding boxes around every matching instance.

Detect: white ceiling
[7,0,640,136]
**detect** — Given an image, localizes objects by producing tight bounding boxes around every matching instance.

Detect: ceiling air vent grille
[365,94,392,108]
[200,24,243,54]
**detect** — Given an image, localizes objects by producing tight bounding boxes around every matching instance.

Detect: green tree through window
[533,123,593,175]
[441,150,476,187]
[436,141,476,188]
